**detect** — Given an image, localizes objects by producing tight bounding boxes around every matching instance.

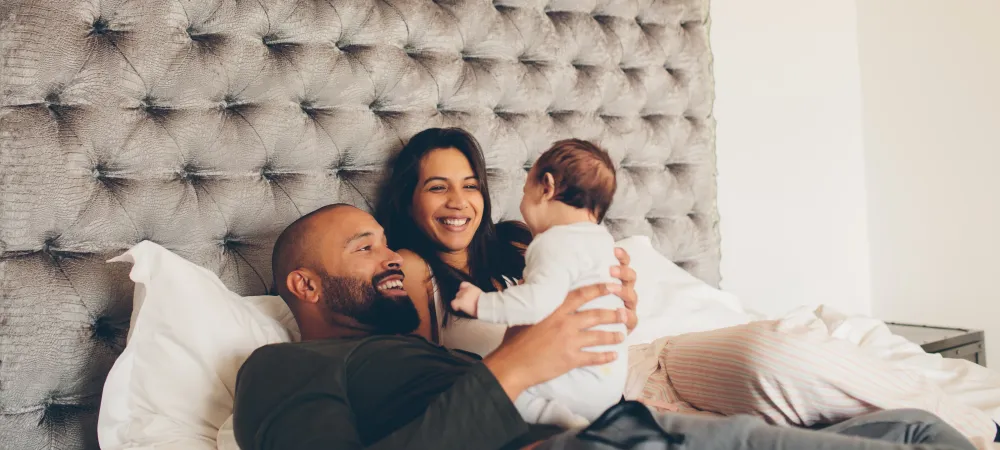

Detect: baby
[451,138,627,428]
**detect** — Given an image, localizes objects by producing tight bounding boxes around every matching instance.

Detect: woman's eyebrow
[421,175,478,186]
[422,176,447,186]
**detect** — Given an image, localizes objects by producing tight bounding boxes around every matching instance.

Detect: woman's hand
[611,247,639,333]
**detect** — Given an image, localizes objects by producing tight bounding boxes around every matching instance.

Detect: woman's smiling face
[410,147,485,253]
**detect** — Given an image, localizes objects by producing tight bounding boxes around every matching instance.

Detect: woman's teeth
[378,280,403,290]
[440,218,470,226]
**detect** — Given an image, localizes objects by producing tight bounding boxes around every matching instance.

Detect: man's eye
[358,245,371,252]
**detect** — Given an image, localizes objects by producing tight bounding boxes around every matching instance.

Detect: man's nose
[384,250,403,270]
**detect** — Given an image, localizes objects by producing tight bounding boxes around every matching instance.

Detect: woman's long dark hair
[375,128,531,324]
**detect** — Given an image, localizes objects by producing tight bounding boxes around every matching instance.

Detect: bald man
[231,204,976,450]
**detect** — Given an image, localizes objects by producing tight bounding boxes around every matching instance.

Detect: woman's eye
[465,184,479,190]
[429,185,445,192]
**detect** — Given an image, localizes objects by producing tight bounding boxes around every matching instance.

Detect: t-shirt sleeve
[477,230,575,325]
[238,346,529,450]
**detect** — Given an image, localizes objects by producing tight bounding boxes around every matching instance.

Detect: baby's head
[519,139,616,234]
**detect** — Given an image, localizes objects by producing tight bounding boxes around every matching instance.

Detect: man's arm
[257,363,528,450]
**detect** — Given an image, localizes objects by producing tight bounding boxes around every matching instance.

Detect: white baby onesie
[477,222,628,428]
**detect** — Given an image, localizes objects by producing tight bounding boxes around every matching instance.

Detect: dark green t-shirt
[232,335,560,450]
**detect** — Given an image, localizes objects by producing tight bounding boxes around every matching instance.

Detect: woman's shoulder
[397,249,431,282]
[396,248,437,342]
[397,247,425,263]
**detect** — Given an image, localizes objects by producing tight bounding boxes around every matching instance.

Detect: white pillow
[614,235,760,346]
[97,241,297,450]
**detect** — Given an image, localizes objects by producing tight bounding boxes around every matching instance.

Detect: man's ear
[541,172,557,200]
[286,269,321,304]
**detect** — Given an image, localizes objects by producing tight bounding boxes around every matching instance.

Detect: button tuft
[90,17,111,36]
[91,315,125,347]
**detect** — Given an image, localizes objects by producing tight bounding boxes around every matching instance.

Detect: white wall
[711,0,873,317]
[857,0,1000,365]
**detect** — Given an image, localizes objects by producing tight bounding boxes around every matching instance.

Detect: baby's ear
[542,172,557,199]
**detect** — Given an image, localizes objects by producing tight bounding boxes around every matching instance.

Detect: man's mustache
[372,269,405,286]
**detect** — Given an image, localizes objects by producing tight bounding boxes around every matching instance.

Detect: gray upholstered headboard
[0,0,717,448]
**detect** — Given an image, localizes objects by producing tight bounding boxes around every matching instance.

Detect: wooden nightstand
[886,322,987,367]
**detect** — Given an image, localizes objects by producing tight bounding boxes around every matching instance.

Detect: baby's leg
[516,388,591,429]
[523,356,628,425]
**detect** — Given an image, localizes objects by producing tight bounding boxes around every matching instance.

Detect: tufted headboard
[0,0,717,448]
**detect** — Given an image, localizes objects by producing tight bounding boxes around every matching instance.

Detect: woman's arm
[398,249,438,343]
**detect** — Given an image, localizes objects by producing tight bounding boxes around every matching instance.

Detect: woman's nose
[445,190,469,209]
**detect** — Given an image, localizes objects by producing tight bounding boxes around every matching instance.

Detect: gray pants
[536,406,977,450]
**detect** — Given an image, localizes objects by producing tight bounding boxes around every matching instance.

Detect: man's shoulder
[233,340,377,448]
[242,336,436,371]
[244,339,354,366]
[236,340,351,394]
[343,334,445,361]
[234,339,395,412]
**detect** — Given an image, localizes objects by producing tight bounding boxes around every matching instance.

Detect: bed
[0,0,718,448]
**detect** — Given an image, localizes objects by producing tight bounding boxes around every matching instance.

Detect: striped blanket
[626,310,1000,449]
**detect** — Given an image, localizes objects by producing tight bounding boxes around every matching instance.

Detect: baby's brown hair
[531,138,617,223]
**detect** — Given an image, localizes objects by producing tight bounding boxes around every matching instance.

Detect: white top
[477,222,623,325]
[433,276,511,357]
[433,222,622,357]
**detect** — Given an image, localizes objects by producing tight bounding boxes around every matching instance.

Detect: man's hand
[611,247,639,332]
[483,283,628,401]
[450,281,481,317]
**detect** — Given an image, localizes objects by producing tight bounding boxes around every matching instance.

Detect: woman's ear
[541,172,557,200]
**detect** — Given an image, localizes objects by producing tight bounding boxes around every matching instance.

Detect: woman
[375,127,999,444]
[375,127,638,356]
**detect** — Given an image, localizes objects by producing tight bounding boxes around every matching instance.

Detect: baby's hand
[451,281,482,318]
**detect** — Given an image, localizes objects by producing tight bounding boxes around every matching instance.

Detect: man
[232,204,976,450]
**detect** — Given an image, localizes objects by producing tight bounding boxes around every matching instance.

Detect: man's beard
[318,269,421,335]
